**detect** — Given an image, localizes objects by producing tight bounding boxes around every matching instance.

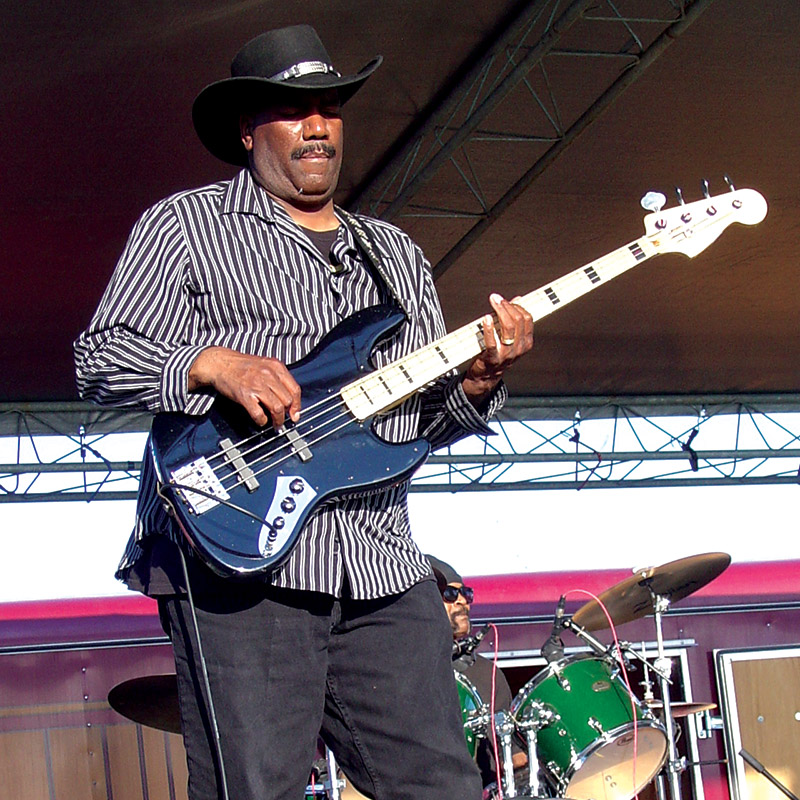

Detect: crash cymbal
[646,700,717,718]
[108,674,181,734]
[572,552,731,631]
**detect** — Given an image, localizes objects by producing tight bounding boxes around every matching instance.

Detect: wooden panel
[167,732,190,800]
[141,726,173,798]
[49,726,107,800]
[731,657,800,800]
[0,730,50,800]
[107,724,144,800]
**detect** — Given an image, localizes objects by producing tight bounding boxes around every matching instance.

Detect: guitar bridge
[171,458,230,515]
[220,437,260,491]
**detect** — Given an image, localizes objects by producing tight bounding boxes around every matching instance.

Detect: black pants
[160,570,482,800]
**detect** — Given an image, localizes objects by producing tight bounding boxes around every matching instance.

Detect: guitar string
[190,199,744,493]
[204,392,350,468]
[206,393,351,477]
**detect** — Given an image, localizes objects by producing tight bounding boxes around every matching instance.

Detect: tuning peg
[724,174,736,191]
[640,191,667,213]
[701,179,710,198]
[675,186,685,205]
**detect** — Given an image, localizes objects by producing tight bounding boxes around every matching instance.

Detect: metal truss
[2,395,799,504]
[349,0,715,278]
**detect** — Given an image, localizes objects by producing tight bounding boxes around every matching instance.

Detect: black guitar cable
[177,539,231,800]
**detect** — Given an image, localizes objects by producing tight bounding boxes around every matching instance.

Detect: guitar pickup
[220,438,260,492]
[279,424,313,462]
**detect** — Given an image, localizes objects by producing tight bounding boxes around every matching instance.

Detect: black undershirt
[302,226,340,266]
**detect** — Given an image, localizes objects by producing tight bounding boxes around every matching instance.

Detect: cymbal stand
[564,618,671,683]
[648,591,685,800]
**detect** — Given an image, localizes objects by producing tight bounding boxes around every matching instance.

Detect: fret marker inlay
[544,287,560,305]
[629,243,646,261]
[584,266,601,284]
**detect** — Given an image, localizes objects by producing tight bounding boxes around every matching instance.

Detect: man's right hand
[188,346,301,428]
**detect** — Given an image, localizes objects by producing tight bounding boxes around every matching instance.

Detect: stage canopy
[2,0,798,405]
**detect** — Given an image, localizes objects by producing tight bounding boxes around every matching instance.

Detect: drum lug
[555,672,571,692]
[546,759,564,783]
[587,716,607,738]
[517,700,559,729]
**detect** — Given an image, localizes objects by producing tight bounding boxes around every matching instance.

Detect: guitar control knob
[289,479,305,494]
[272,516,285,529]
[281,497,296,513]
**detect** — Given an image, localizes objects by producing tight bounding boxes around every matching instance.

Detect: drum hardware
[492,709,523,798]
[455,669,490,757]
[510,655,668,800]
[310,749,372,800]
[541,553,731,800]
[514,701,556,798]
[563,618,673,687]
[646,583,684,800]
[694,708,723,740]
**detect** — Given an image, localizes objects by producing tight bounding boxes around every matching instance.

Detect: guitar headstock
[642,186,768,258]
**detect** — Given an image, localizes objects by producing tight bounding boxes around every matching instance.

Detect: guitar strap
[336,207,411,320]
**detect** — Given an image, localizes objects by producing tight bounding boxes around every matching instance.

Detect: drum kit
[459,552,730,800]
[108,551,729,800]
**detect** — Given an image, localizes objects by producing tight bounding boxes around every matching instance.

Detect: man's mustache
[292,143,337,159]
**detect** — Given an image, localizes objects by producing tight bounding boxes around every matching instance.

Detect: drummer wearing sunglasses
[426,556,528,792]
[442,583,474,637]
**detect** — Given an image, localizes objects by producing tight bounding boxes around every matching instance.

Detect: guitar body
[151,305,431,575]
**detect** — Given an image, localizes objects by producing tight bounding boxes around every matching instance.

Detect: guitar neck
[341,234,657,420]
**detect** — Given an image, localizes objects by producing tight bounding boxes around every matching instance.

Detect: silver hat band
[269,61,342,82]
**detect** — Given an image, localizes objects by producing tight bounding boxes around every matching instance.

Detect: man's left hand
[461,293,534,406]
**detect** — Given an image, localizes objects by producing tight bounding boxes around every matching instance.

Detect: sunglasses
[442,585,474,603]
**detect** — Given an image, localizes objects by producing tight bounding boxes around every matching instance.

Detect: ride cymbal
[108,674,181,734]
[572,552,731,631]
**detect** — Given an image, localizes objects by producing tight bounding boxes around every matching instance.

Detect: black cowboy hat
[192,24,382,166]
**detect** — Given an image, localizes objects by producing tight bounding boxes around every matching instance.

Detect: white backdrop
[1,482,794,602]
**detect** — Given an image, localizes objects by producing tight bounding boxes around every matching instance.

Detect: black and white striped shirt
[74,169,505,599]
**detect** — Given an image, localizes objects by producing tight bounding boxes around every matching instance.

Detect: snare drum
[510,655,667,800]
[455,669,486,758]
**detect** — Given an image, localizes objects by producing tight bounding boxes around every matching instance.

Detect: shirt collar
[221,168,278,222]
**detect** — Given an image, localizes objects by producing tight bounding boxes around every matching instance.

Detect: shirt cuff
[443,375,507,436]
[160,344,216,415]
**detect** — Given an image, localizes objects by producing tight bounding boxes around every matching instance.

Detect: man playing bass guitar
[75,25,533,800]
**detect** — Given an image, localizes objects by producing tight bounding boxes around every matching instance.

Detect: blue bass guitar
[150,187,766,574]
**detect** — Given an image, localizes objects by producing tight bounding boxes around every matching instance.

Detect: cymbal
[108,674,181,734]
[572,552,731,631]
[646,700,717,718]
